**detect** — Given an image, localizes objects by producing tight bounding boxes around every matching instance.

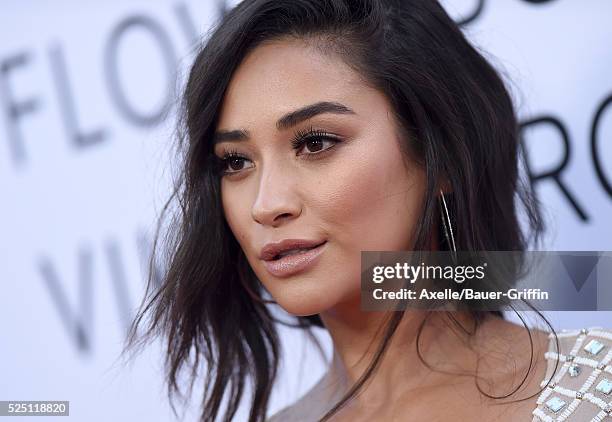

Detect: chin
[251,255,360,317]
[267,284,344,317]
[272,293,332,317]
[278,302,323,317]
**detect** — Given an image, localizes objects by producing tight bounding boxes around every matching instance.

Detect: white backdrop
[1,1,610,421]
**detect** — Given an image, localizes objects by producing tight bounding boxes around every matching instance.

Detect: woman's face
[214,38,427,316]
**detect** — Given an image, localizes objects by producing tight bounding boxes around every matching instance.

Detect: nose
[251,162,302,227]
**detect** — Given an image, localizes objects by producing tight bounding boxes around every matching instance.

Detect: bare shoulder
[466,317,552,421]
[267,373,334,422]
[266,404,296,422]
[267,393,312,422]
[266,393,325,422]
[439,323,612,421]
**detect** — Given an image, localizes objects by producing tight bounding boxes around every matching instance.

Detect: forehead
[216,38,384,130]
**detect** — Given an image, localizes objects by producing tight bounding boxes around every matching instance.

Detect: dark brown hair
[123,0,559,421]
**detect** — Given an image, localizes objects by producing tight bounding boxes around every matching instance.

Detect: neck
[318,299,489,406]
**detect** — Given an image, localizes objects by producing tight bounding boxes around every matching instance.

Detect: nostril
[275,212,293,221]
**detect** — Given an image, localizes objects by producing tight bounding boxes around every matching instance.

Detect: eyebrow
[213,101,355,145]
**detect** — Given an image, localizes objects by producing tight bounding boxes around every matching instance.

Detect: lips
[260,239,327,261]
[274,247,316,259]
[259,239,328,278]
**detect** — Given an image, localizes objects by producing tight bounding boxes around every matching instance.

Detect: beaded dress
[532,327,612,421]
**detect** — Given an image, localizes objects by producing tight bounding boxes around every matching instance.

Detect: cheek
[292,139,424,307]
[312,141,423,252]
[221,183,250,246]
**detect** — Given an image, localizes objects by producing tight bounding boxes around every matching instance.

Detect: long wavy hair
[123,0,560,421]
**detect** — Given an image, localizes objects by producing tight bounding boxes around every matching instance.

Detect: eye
[214,127,342,177]
[216,150,254,176]
[291,127,341,156]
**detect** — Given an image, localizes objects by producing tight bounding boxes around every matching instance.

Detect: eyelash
[214,126,341,176]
